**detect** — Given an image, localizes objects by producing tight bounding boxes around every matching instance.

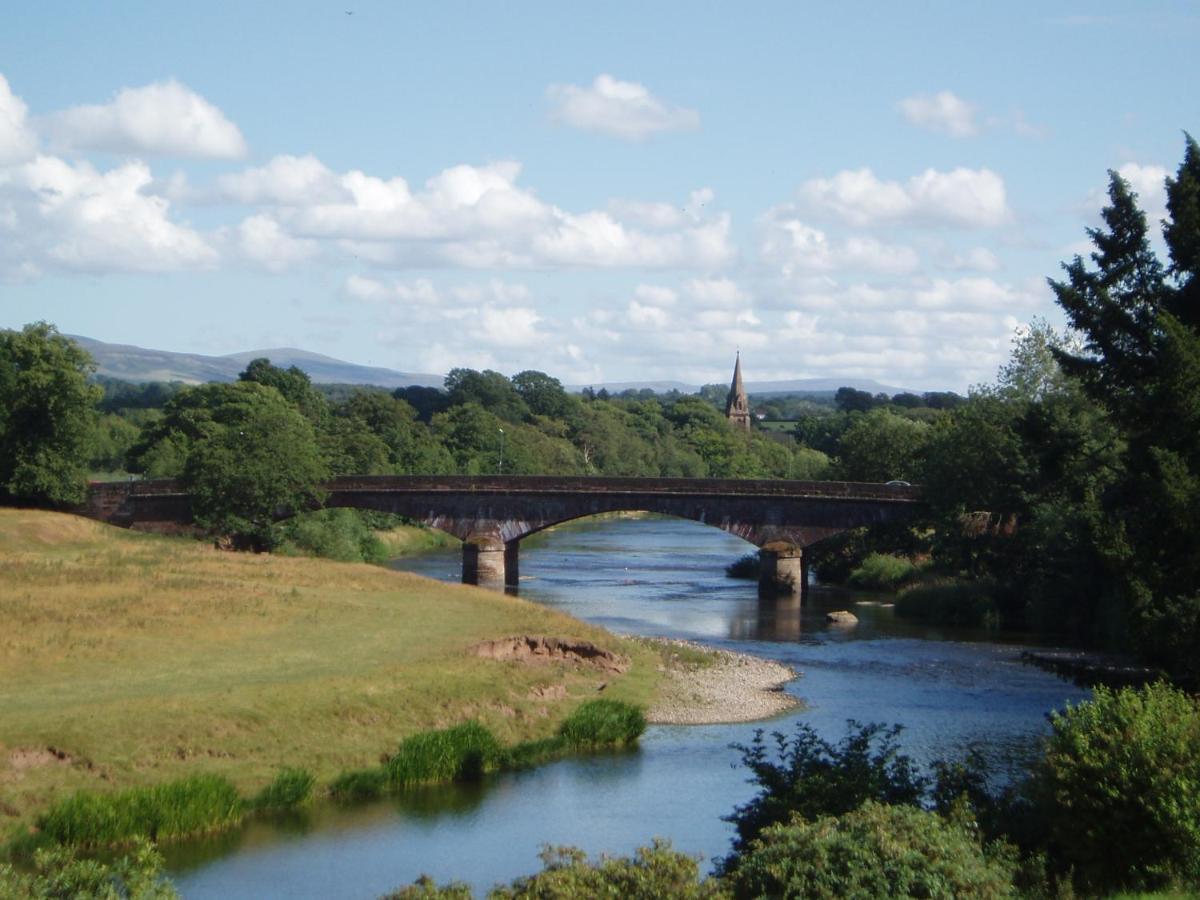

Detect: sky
[0,2,1195,392]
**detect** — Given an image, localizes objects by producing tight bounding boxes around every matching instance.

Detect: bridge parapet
[322,474,924,503]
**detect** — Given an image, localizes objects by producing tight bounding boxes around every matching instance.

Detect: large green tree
[183,382,329,548]
[0,323,101,505]
[835,409,930,483]
[1048,138,1200,677]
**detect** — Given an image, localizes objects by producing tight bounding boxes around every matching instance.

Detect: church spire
[725,352,750,431]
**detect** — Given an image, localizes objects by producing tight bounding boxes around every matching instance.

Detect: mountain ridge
[70,334,918,396]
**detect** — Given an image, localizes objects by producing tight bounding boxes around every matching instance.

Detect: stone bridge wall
[82,475,922,546]
[79,475,924,596]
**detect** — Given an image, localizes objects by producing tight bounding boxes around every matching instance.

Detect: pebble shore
[644,638,801,725]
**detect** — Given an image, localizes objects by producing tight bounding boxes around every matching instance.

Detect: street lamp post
[498,427,505,474]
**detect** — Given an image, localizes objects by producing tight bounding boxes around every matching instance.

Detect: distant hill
[567,377,912,397]
[70,335,444,389]
[70,333,919,397]
[745,377,911,397]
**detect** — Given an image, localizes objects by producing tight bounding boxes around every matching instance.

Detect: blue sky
[0,1,1195,390]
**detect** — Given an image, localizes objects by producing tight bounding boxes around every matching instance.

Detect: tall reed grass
[332,701,647,805]
[384,721,503,789]
[846,553,922,591]
[558,699,646,747]
[251,768,315,812]
[37,774,243,847]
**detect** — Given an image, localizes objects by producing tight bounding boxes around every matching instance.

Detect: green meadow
[0,509,661,835]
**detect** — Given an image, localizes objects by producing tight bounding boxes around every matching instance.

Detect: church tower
[725,352,751,431]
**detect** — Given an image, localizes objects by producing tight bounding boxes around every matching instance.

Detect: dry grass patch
[0,509,661,831]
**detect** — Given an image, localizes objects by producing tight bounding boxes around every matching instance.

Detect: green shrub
[725,553,760,580]
[558,699,646,747]
[1027,682,1200,892]
[725,802,1018,899]
[492,840,726,899]
[0,838,178,899]
[383,875,474,899]
[251,767,315,812]
[275,508,388,564]
[329,767,387,803]
[37,774,243,847]
[895,577,999,628]
[385,722,503,789]
[385,842,726,898]
[501,736,570,770]
[720,721,927,870]
[847,552,920,591]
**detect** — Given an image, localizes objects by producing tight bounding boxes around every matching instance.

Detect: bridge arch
[82,474,924,601]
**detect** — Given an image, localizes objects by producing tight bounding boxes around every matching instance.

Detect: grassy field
[0,509,662,833]
[373,522,460,556]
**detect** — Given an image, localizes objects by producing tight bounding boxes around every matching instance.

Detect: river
[165,515,1088,898]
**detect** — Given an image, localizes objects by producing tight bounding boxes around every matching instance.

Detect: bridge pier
[463,533,506,588]
[504,541,520,587]
[759,542,807,600]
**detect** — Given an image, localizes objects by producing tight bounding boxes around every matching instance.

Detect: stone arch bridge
[83,475,924,599]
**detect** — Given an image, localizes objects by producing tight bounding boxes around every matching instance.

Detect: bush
[725,802,1018,899]
[276,508,389,564]
[895,578,1000,628]
[721,721,927,870]
[492,840,725,899]
[558,699,646,747]
[37,774,243,847]
[251,767,315,812]
[847,552,920,591]
[0,838,178,899]
[385,722,503,790]
[329,767,387,803]
[725,553,760,580]
[1026,682,1200,892]
[501,736,569,770]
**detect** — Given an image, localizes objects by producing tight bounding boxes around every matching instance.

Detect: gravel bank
[644,638,801,725]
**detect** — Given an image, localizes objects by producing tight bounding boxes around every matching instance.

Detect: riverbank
[0,509,663,836]
[644,638,800,724]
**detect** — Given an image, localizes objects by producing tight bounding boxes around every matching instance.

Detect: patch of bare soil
[471,635,630,674]
[3,746,74,782]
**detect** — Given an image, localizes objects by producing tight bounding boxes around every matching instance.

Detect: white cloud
[217,154,346,205]
[608,188,715,230]
[683,277,750,309]
[483,306,547,347]
[345,275,446,307]
[1117,162,1168,222]
[627,300,671,328]
[898,91,978,138]
[799,166,1011,228]
[0,75,37,165]
[913,277,1040,311]
[547,74,700,140]
[45,80,247,159]
[140,153,737,271]
[233,214,317,271]
[760,205,919,274]
[0,155,216,276]
[633,283,677,306]
[532,210,733,268]
[945,246,1001,272]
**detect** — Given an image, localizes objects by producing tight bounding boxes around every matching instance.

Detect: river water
[166,516,1088,898]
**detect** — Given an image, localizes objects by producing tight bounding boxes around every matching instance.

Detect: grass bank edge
[8,700,646,854]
